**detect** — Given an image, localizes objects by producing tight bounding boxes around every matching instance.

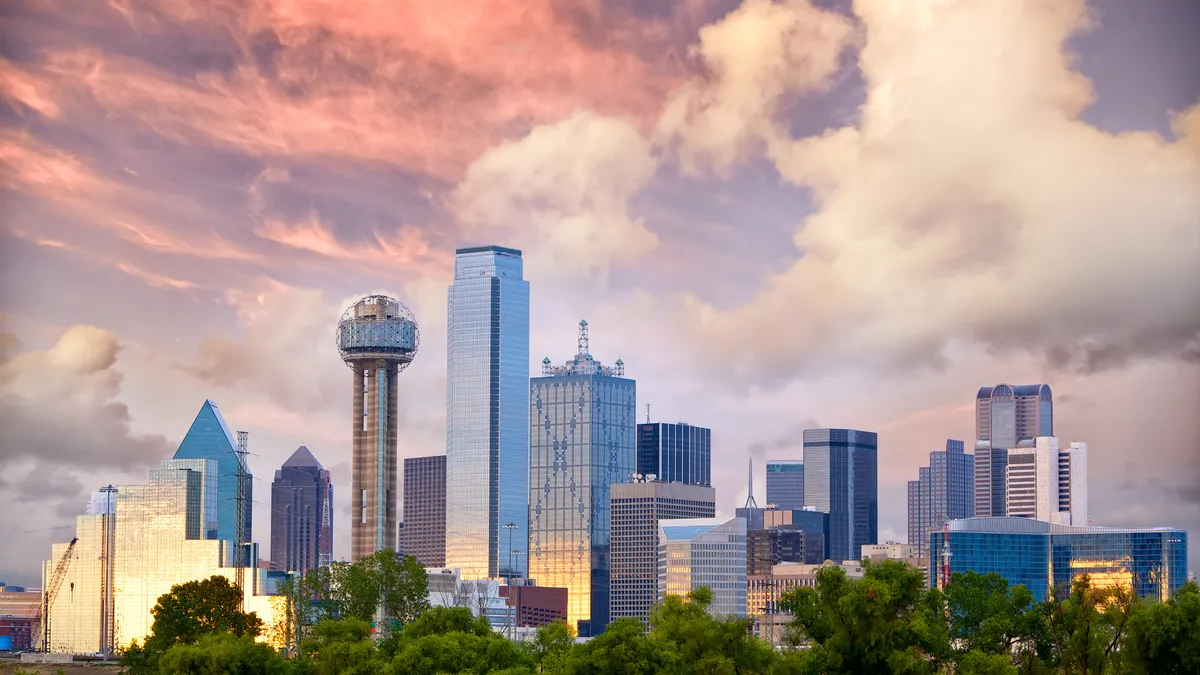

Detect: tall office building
[337,295,420,561]
[974,384,1052,518]
[529,320,635,636]
[907,440,974,558]
[402,455,447,566]
[766,460,804,509]
[270,446,333,573]
[658,517,748,618]
[1006,437,1088,526]
[446,246,530,579]
[171,400,251,544]
[610,481,715,623]
[636,422,711,486]
[803,428,878,562]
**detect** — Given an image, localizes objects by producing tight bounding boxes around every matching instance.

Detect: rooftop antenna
[743,457,759,509]
[235,430,250,605]
[646,404,651,423]
[577,319,589,356]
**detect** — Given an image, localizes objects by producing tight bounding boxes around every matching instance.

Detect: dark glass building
[270,446,333,573]
[402,455,447,566]
[974,384,1053,517]
[765,460,804,510]
[636,422,711,486]
[803,428,878,562]
[931,518,1187,601]
[907,440,974,558]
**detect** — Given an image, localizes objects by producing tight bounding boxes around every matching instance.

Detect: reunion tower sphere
[336,295,420,369]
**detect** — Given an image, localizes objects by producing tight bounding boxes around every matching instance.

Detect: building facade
[446,246,530,579]
[766,460,804,510]
[803,428,878,562]
[907,439,974,558]
[636,422,711,486]
[171,400,251,544]
[529,321,635,636]
[0,583,39,652]
[974,384,1053,518]
[610,481,715,623]
[499,579,570,627]
[270,446,333,574]
[1006,437,1087,526]
[931,517,1188,602]
[658,517,748,618]
[402,455,447,566]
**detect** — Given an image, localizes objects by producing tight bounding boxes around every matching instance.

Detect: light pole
[503,522,518,580]
[508,550,523,640]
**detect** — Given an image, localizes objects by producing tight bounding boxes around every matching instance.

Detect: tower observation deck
[337,295,419,561]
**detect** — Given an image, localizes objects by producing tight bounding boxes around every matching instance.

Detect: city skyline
[2,0,1199,586]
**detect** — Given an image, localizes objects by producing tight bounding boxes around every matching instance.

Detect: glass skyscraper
[402,455,447,567]
[270,446,334,574]
[658,517,748,618]
[974,384,1053,517]
[931,517,1188,602]
[446,246,530,579]
[907,439,974,558]
[529,321,635,636]
[803,428,877,562]
[765,460,805,510]
[171,400,251,544]
[635,422,711,485]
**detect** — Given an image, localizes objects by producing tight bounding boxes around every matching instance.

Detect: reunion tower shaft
[337,295,419,561]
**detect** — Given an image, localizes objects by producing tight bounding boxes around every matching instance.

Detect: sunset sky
[1,0,1198,586]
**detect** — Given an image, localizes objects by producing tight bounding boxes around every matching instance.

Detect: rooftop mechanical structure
[337,295,419,561]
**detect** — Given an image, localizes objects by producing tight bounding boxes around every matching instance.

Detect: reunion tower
[337,295,419,561]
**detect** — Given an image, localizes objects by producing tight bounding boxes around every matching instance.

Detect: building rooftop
[282,445,323,469]
[455,245,522,257]
[948,517,1183,535]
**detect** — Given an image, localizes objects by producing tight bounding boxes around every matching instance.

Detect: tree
[945,571,1047,670]
[388,630,535,675]
[553,617,677,675]
[150,575,263,646]
[649,586,775,675]
[1121,580,1200,674]
[159,633,291,675]
[324,550,429,628]
[300,618,384,675]
[528,620,576,671]
[1044,575,1137,674]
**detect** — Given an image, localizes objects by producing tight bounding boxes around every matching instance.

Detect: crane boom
[42,537,78,652]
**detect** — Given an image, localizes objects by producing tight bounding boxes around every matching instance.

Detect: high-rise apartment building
[636,422,711,486]
[337,296,420,561]
[446,246,530,579]
[974,384,1052,518]
[270,446,333,574]
[803,428,878,562]
[658,517,748,618]
[171,400,251,544]
[1006,437,1088,526]
[766,460,804,510]
[907,439,974,558]
[402,455,447,566]
[529,321,635,637]
[610,481,715,623]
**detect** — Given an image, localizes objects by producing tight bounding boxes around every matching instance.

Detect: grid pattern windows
[803,429,877,562]
[765,461,804,510]
[403,455,446,566]
[907,440,973,558]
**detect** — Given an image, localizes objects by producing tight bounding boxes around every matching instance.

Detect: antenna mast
[646,404,650,423]
[577,320,589,356]
[743,458,759,509]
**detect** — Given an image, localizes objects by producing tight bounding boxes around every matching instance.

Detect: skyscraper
[402,455,447,566]
[529,320,635,637]
[658,517,748,618]
[765,460,804,510]
[974,384,1052,518]
[1006,437,1088,526]
[446,246,530,579]
[610,481,715,623]
[636,422,711,486]
[907,439,974,558]
[171,400,251,544]
[337,295,420,561]
[270,446,333,573]
[803,428,878,562]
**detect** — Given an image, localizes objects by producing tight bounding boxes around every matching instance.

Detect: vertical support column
[385,361,399,553]
[351,366,367,561]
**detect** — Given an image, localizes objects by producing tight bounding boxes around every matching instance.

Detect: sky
[0,0,1198,588]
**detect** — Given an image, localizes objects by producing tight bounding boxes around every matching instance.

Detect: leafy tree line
[123,557,1198,674]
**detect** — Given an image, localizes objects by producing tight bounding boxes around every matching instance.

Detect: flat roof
[455,245,523,256]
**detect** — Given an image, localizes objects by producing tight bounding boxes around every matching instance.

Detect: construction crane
[42,537,78,652]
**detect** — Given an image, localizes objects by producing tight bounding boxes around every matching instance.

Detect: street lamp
[503,522,518,580]
[507,550,523,640]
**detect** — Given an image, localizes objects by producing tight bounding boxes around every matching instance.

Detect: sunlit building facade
[907,439,974,558]
[974,384,1053,518]
[803,428,878,562]
[171,400,251,544]
[446,246,530,579]
[658,517,747,618]
[931,517,1188,602]
[1006,437,1088,526]
[529,321,635,636]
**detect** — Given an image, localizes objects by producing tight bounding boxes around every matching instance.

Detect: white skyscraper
[1006,437,1088,526]
[658,517,748,618]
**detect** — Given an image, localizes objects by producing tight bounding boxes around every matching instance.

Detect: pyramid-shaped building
[172,399,252,545]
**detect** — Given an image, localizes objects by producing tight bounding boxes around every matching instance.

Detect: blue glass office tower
[907,440,974,558]
[975,384,1052,517]
[636,422,710,485]
[766,460,805,510]
[446,246,530,579]
[803,428,877,562]
[529,321,635,637]
[172,400,251,545]
[931,518,1188,602]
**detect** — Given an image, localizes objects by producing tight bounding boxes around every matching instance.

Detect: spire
[577,319,589,357]
[743,457,759,509]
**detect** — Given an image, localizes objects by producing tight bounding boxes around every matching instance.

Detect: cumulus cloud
[679,0,1200,383]
[451,109,660,278]
[655,0,855,174]
[0,320,172,468]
